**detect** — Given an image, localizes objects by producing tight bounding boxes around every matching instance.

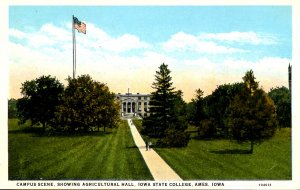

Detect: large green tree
[54,75,120,132]
[226,70,277,153]
[203,83,243,137]
[16,75,64,132]
[268,86,291,128]
[143,63,176,137]
[188,89,208,137]
[143,63,189,147]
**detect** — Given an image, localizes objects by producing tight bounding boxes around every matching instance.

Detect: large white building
[116,91,151,118]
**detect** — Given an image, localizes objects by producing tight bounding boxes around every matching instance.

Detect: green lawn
[155,128,291,180]
[8,119,153,180]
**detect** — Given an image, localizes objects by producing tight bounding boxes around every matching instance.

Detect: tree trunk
[250,139,254,154]
[249,125,254,154]
[42,122,46,133]
[103,125,106,132]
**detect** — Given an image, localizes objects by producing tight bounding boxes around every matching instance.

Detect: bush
[157,128,190,147]
[198,118,216,138]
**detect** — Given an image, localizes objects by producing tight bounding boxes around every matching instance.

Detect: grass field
[133,119,291,180]
[155,128,291,180]
[8,119,153,180]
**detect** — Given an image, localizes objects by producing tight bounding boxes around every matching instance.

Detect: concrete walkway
[127,119,182,181]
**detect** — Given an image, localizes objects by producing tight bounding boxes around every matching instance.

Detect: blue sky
[9,6,292,101]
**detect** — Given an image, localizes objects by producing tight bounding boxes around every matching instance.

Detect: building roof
[116,93,150,97]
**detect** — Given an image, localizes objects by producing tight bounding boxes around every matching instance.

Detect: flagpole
[74,23,77,79]
[72,15,76,79]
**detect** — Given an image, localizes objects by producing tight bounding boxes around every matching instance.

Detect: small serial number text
[259,183,272,186]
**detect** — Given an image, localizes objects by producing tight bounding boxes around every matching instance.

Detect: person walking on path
[127,119,182,181]
[145,140,149,151]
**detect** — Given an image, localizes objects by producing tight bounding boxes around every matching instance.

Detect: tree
[143,63,176,137]
[143,63,189,147]
[226,70,277,153]
[54,75,120,132]
[204,83,243,137]
[8,98,18,118]
[16,75,64,132]
[191,89,205,125]
[268,86,291,128]
[189,89,207,137]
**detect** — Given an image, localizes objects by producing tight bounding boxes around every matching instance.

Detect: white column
[127,102,129,113]
[121,102,123,116]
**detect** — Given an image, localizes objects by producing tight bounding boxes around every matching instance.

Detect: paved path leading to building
[127,119,182,181]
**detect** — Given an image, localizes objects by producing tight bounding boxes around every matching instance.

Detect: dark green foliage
[226,70,277,153]
[143,63,175,137]
[8,98,18,118]
[190,89,206,126]
[54,75,120,132]
[16,75,64,132]
[194,83,243,138]
[158,128,190,147]
[198,118,216,138]
[169,90,189,131]
[268,86,291,128]
[143,63,189,147]
[188,89,215,138]
[243,70,259,94]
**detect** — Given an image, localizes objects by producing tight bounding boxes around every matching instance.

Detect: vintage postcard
[1,0,299,189]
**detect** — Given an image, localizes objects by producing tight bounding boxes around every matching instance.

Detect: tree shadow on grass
[32,131,113,138]
[210,149,252,154]
[126,145,139,149]
[8,127,43,134]
[9,128,113,138]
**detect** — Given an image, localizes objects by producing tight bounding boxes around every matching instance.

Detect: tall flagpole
[72,15,76,79]
[74,23,77,79]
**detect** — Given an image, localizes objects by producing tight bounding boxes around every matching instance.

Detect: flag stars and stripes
[73,16,86,34]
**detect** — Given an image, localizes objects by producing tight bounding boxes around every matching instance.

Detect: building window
[138,102,141,105]
[123,102,126,112]
[138,97,141,100]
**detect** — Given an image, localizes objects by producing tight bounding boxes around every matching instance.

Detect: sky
[9,6,292,102]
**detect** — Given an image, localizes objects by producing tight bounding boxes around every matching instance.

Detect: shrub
[158,128,190,147]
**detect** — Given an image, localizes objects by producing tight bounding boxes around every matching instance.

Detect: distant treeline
[8,64,291,152]
[139,63,291,152]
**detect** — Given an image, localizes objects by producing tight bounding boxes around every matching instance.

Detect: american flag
[73,16,86,34]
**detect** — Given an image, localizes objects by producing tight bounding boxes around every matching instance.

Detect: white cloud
[161,31,277,54]
[75,22,151,53]
[162,32,246,54]
[9,22,151,54]
[9,28,27,39]
[28,33,56,48]
[8,23,289,102]
[102,34,150,53]
[200,31,277,45]
[183,57,214,68]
